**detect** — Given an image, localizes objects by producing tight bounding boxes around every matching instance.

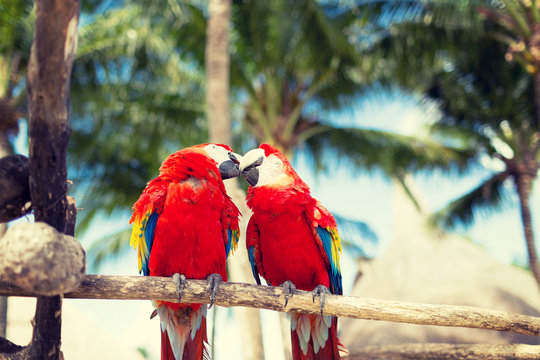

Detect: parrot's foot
[280,280,297,308]
[173,273,187,303]
[312,285,330,316]
[206,273,223,309]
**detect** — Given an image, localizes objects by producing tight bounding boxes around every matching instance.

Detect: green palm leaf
[69,2,208,236]
[429,171,511,230]
[86,227,132,271]
[334,213,378,258]
[302,124,476,175]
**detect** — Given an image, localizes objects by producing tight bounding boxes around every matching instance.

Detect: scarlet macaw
[239,143,343,360]
[130,144,241,360]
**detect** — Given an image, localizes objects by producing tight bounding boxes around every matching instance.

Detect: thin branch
[0,275,539,337]
[346,343,540,360]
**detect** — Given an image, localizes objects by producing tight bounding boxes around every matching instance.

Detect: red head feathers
[158,143,237,183]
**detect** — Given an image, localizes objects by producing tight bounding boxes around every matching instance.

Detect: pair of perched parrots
[129,143,343,360]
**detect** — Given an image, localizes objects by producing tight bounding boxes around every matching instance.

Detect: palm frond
[429,171,511,230]
[86,227,132,271]
[500,0,531,37]
[394,171,421,212]
[333,213,378,259]
[0,0,34,53]
[69,2,208,233]
[357,0,487,88]
[302,124,477,176]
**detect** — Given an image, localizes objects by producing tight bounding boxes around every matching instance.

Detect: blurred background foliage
[0,0,538,287]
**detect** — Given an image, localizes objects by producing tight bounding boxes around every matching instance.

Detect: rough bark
[0,337,24,355]
[0,155,31,223]
[1,275,539,337]
[205,0,265,358]
[27,0,78,233]
[0,221,85,295]
[0,226,6,339]
[346,343,540,360]
[515,173,540,290]
[533,49,540,132]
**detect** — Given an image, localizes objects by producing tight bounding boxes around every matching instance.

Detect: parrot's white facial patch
[240,149,291,187]
[204,144,232,165]
[257,154,290,187]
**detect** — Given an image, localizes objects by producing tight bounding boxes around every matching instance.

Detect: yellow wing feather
[130,209,152,274]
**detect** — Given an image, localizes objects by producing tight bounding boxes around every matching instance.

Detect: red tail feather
[291,318,341,360]
[183,317,209,360]
[160,318,208,360]
[161,330,176,360]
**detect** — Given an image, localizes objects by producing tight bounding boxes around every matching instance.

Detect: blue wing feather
[226,229,231,256]
[248,246,261,285]
[141,212,159,276]
[226,228,232,257]
[316,227,343,295]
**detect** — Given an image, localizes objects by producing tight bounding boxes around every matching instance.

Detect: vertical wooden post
[26,1,79,359]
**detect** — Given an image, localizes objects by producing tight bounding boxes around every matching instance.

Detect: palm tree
[226,0,473,189]
[362,0,540,289]
[69,1,208,237]
[478,0,540,290]
[428,37,540,289]
[479,0,540,127]
[226,2,473,358]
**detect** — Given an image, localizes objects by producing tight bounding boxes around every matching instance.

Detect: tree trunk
[25,1,79,359]
[0,224,6,338]
[533,31,540,133]
[206,0,232,145]
[515,172,540,290]
[205,1,265,359]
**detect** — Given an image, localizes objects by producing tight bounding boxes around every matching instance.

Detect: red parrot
[239,143,343,360]
[129,144,241,360]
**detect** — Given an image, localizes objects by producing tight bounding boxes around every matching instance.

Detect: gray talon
[206,273,223,309]
[312,285,330,315]
[281,280,297,308]
[173,273,187,303]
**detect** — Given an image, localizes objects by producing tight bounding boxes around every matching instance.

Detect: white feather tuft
[154,304,207,360]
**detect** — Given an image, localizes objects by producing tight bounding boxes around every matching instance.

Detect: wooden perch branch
[346,343,540,360]
[1,274,539,337]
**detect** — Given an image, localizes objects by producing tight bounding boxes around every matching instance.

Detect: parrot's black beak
[241,156,263,187]
[219,154,240,180]
[242,167,259,186]
[228,152,240,165]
